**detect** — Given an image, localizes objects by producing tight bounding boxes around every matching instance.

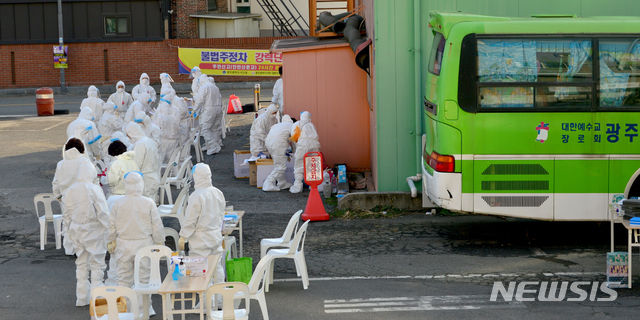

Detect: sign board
[178,48,281,77]
[304,152,323,186]
[53,46,68,69]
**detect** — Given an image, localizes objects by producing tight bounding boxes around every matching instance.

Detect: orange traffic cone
[301,184,330,221]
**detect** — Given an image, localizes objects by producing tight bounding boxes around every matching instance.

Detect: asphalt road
[0,88,639,319]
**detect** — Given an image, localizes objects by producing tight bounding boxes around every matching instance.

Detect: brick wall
[0,37,292,88]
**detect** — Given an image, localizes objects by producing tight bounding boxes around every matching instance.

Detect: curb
[0,80,277,97]
[337,192,427,211]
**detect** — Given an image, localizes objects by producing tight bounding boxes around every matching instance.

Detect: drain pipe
[407,174,422,198]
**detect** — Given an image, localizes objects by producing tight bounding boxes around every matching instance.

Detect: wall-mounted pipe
[407,173,422,198]
[317,11,370,74]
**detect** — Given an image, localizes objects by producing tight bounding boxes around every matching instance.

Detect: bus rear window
[428,33,446,76]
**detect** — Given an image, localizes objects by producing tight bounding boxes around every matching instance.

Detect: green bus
[423,12,640,221]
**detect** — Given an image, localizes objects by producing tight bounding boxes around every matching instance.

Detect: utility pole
[57,0,67,92]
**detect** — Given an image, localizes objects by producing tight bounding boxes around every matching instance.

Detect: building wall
[374,0,640,192]
[0,37,287,88]
[173,0,208,39]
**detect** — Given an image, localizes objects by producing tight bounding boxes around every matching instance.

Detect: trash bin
[36,87,54,116]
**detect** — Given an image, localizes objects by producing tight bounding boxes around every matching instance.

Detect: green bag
[226,253,252,284]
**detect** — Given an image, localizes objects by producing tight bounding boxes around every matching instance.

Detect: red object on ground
[36,87,55,116]
[301,152,330,221]
[227,94,243,114]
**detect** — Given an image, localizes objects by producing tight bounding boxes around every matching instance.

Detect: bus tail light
[428,151,455,173]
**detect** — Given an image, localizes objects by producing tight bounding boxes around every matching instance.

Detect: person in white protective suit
[132,73,157,104]
[135,111,162,149]
[123,93,152,128]
[53,138,95,202]
[289,111,321,193]
[194,74,223,155]
[178,164,226,285]
[107,171,164,316]
[80,85,105,129]
[125,123,161,202]
[102,140,140,198]
[99,102,124,139]
[153,91,181,163]
[62,161,109,307]
[159,72,174,92]
[163,88,191,147]
[67,108,101,160]
[108,81,134,120]
[272,66,284,116]
[190,67,202,96]
[263,115,294,192]
[249,103,279,160]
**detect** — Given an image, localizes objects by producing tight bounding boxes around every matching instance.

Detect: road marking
[324,295,524,313]
[272,272,605,283]
[42,119,70,131]
[0,102,79,107]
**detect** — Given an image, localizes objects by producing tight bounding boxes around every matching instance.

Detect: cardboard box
[234,150,252,178]
[607,252,629,288]
[249,160,257,185]
[256,156,295,188]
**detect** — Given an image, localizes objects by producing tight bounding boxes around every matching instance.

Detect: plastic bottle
[178,260,189,286]
[172,258,182,281]
[323,172,332,198]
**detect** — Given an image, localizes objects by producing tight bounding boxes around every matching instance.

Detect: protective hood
[160,73,174,85]
[73,123,90,140]
[282,114,293,123]
[111,131,131,148]
[267,103,279,119]
[137,93,151,107]
[190,67,201,79]
[103,101,117,114]
[116,81,125,91]
[124,171,144,196]
[140,73,150,84]
[87,85,98,98]
[76,161,97,184]
[78,107,95,121]
[208,76,215,84]
[300,111,311,126]
[134,111,146,124]
[63,146,83,159]
[125,122,146,142]
[193,163,213,189]
[143,115,152,127]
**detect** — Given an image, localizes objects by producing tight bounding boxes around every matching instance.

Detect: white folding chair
[264,220,310,292]
[260,210,302,258]
[205,282,250,320]
[158,186,190,226]
[242,256,271,320]
[163,227,180,252]
[161,148,181,173]
[167,156,193,190]
[132,245,172,320]
[158,157,179,205]
[33,193,63,250]
[91,286,140,320]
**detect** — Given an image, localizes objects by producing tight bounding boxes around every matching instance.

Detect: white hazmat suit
[190,67,202,95]
[63,161,109,306]
[99,102,124,139]
[179,164,226,283]
[153,93,181,163]
[132,73,157,104]
[108,171,165,289]
[80,85,105,129]
[263,115,293,192]
[289,111,321,193]
[123,93,152,128]
[125,123,161,201]
[194,74,223,155]
[108,81,134,120]
[136,111,162,149]
[272,78,284,115]
[52,147,95,201]
[160,72,174,93]
[105,151,139,197]
[67,108,101,159]
[249,103,279,159]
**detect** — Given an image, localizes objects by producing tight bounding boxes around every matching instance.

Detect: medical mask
[117,87,124,93]
[141,79,149,85]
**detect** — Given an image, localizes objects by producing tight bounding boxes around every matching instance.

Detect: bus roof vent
[531,14,577,18]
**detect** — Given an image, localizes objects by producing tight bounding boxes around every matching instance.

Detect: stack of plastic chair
[91,286,140,320]
[33,193,63,250]
[260,210,302,258]
[132,245,172,320]
[189,126,203,163]
[158,186,189,226]
[205,282,250,320]
[158,157,179,205]
[264,220,310,292]
[166,156,193,190]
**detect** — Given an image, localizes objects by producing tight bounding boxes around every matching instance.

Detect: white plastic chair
[163,227,180,252]
[205,282,250,320]
[260,210,302,258]
[132,245,171,320]
[239,256,271,320]
[161,148,181,173]
[91,286,140,320]
[264,220,310,292]
[167,156,193,190]
[158,157,179,205]
[158,186,190,226]
[33,193,63,250]
[189,126,204,163]
[223,236,238,260]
